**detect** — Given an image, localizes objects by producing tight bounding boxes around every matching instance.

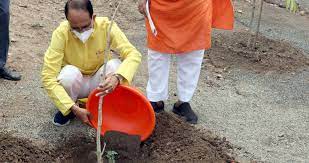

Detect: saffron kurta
[146,0,234,54]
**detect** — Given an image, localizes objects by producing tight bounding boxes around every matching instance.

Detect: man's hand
[71,104,91,124]
[138,0,147,17]
[96,74,120,97]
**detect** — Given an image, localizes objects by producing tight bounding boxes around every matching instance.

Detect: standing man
[0,0,21,81]
[138,0,234,124]
[42,0,141,126]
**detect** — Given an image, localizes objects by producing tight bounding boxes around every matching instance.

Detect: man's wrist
[113,74,124,84]
[71,104,79,113]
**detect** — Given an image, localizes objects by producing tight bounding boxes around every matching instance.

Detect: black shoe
[172,102,198,124]
[0,67,21,81]
[150,101,164,113]
[52,111,75,127]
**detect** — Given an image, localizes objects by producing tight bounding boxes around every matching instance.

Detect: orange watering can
[86,85,155,141]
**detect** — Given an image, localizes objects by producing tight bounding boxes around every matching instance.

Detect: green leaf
[106,150,118,160]
[286,0,298,13]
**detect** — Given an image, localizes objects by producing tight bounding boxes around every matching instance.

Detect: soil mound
[0,132,57,162]
[206,32,309,73]
[0,113,235,162]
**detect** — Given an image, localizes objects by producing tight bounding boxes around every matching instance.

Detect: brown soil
[205,32,309,73]
[141,112,234,162]
[103,131,141,161]
[0,132,57,162]
[0,113,235,162]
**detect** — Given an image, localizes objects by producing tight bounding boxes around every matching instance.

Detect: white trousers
[57,59,121,101]
[146,49,204,102]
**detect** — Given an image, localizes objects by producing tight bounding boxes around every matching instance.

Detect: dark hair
[65,0,93,19]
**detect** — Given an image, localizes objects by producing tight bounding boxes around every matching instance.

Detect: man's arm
[41,29,75,116]
[109,22,142,84]
[96,20,142,97]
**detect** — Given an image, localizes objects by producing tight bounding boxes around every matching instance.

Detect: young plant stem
[251,0,264,50]
[101,142,107,157]
[96,1,122,163]
[247,0,256,47]
[96,97,103,163]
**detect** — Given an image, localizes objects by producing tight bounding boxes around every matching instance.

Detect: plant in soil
[105,151,118,163]
[247,0,298,50]
[96,1,121,162]
[0,113,236,162]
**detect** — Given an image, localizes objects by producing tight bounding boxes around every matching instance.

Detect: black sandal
[172,102,198,124]
[150,101,164,113]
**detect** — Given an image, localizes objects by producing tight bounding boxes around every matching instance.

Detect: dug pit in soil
[0,113,235,162]
[205,32,309,73]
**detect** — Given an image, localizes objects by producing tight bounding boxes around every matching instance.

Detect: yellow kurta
[41,17,142,116]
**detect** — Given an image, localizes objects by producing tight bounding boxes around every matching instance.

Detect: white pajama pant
[57,59,121,102]
[146,49,204,102]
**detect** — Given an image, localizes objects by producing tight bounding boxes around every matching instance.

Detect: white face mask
[72,28,94,43]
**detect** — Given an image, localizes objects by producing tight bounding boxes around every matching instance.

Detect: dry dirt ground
[0,0,308,162]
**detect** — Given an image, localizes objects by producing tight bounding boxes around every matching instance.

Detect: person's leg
[88,58,122,96]
[0,0,21,81]
[173,50,204,124]
[53,65,83,126]
[58,65,84,101]
[176,50,204,102]
[60,59,122,110]
[0,0,9,69]
[146,49,171,113]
